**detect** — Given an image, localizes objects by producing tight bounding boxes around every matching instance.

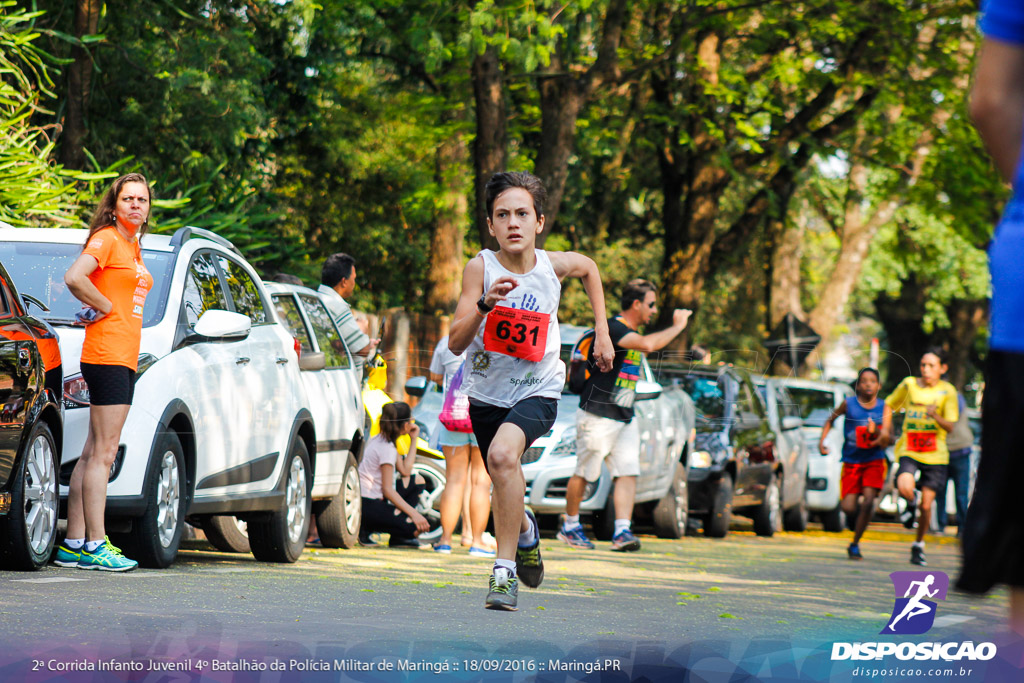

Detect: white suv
[0,225,318,567]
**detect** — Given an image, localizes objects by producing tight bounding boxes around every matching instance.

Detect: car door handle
[276,357,289,365]
[236,357,250,365]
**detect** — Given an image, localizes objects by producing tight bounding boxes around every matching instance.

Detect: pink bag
[439,362,474,433]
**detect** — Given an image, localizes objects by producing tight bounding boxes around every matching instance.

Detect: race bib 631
[483,307,549,362]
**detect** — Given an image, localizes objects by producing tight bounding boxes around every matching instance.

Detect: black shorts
[959,349,1024,592]
[80,362,136,406]
[896,456,947,493]
[469,397,558,474]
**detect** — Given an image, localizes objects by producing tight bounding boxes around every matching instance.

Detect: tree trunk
[534,75,585,247]
[471,46,505,250]
[941,300,987,390]
[426,125,469,315]
[59,0,102,170]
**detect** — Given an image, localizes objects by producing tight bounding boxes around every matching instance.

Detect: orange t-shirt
[80,227,153,370]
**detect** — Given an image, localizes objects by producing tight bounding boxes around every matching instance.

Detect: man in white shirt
[317,253,375,366]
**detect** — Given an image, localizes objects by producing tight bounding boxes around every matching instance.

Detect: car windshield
[785,387,838,427]
[0,240,174,327]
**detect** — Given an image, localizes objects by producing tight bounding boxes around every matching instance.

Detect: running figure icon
[887,574,939,632]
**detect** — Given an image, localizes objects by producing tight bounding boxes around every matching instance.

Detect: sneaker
[557,524,595,549]
[610,529,641,552]
[900,500,917,529]
[468,546,496,558]
[358,534,380,547]
[77,540,138,572]
[432,543,452,554]
[910,545,927,566]
[53,544,81,568]
[515,509,544,588]
[485,567,518,611]
[388,537,421,548]
[847,543,863,560]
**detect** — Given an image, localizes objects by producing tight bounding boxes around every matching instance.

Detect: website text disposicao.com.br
[851,665,975,678]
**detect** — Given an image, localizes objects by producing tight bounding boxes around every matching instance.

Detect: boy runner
[449,171,614,611]
[559,279,691,551]
[818,368,891,560]
[886,349,958,566]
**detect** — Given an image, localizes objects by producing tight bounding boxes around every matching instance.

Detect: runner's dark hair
[922,346,948,366]
[379,402,412,444]
[485,171,547,220]
[321,253,356,288]
[855,367,880,388]
[621,279,657,311]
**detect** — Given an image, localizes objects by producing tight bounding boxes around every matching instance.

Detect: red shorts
[841,459,887,498]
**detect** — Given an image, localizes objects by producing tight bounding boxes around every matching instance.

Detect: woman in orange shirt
[56,173,154,572]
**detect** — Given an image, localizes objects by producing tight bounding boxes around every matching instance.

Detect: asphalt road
[0,522,1014,681]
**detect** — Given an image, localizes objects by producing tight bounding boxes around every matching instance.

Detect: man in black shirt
[558,280,691,551]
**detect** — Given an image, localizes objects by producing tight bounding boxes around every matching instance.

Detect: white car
[778,378,853,532]
[0,225,320,567]
[265,282,364,548]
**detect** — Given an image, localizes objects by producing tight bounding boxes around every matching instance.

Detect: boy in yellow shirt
[885,348,958,566]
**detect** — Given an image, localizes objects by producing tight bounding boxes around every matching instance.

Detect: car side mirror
[189,309,251,342]
[299,351,325,371]
[635,380,663,401]
[405,375,428,398]
[781,415,803,431]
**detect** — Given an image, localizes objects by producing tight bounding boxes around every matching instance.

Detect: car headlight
[63,353,159,409]
[690,450,713,468]
[549,428,577,458]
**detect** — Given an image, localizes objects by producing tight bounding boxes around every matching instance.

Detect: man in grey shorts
[560,279,691,551]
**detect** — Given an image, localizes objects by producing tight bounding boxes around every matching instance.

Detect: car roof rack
[168,226,242,256]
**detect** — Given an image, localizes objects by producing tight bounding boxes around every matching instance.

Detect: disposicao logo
[830,571,997,663]
[883,570,947,635]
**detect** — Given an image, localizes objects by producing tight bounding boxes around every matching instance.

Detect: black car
[653,363,802,538]
[0,260,62,570]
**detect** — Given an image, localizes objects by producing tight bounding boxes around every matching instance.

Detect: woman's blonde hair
[85,172,152,247]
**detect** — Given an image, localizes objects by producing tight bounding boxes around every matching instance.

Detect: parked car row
[0,224,367,570]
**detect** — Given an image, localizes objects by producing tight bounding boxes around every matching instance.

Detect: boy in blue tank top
[819,368,892,560]
[449,171,615,611]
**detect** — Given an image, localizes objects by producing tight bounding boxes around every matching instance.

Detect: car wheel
[652,462,688,539]
[820,504,845,533]
[316,453,361,549]
[782,495,808,532]
[752,475,783,537]
[249,439,311,563]
[118,431,187,568]
[201,516,250,554]
[703,472,733,538]
[0,421,59,570]
[411,457,445,543]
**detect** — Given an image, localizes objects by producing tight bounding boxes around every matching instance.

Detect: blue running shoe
[557,524,595,549]
[78,540,138,572]
[468,546,496,558]
[432,543,452,554]
[610,529,641,552]
[53,544,81,568]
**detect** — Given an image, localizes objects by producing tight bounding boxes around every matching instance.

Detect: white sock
[563,515,580,530]
[494,559,516,575]
[518,515,538,548]
[64,538,84,549]
[913,541,925,550]
[614,519,631,536]
[85,539,104,553]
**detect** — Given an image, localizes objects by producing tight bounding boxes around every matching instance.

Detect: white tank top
[461,249,565,408]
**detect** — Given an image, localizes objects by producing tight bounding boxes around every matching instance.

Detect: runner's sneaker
[485,567,518,611]
[468,546,496,558]
[910,545,927,566]
[847,543,863,560]
[516,509,544,588]
[557,524,595,549]
[77,539,138,572]
[900,499,917,529]
[53,543,81,568]
[610,528,641,552]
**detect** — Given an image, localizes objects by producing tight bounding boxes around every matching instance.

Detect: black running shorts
[80,362,137,406]
[896,456,948,493]
[469,396,558,473]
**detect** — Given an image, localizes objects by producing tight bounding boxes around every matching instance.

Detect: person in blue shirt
[957,0,1024,637]
[819,368,891,560]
